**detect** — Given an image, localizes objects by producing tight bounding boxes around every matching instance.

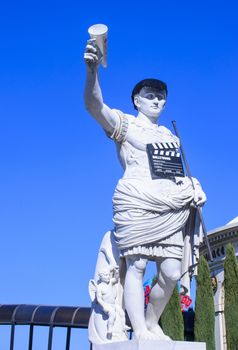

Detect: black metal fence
[0,304,194,348]
[0,304,91,350]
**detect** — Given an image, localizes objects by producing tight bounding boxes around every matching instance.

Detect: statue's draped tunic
[110,110,196,260]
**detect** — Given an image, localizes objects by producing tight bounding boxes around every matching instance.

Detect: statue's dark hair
[131,78,168,110]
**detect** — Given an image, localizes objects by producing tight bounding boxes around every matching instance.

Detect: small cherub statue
[89,266,128,339]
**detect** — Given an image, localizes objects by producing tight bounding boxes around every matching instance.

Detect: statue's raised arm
[84,39,120,136]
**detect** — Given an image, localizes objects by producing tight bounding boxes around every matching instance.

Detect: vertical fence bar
[65,327,71,350]
[28,325,34,350]
[10,324,15,350]
[48,306,59,350]
[48,326,54,350]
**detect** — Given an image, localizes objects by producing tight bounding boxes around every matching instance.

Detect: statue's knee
[127,257,147,274]
[134,259,147,272]
[164,269,181,283]
[159,259,182,284]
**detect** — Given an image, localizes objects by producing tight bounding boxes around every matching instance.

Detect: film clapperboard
[146,142,185,179]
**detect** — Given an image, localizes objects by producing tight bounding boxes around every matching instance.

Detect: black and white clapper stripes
[146,142,185,179]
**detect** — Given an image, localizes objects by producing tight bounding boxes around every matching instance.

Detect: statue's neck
[137,112,159,125]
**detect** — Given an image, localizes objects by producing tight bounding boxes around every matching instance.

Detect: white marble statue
[84,38,206,343]
[89,266,128,339]
[88,231,128,343]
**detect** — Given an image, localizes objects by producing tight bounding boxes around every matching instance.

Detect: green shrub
[160,285,184,340]
[194,255,215,349]
[224,243,238,350]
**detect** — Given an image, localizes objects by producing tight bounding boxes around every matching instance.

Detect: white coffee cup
[88,24,108,68]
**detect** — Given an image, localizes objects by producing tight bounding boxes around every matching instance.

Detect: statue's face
[100,271,110,283]
[113,268,119,279]
[134,87,166,119]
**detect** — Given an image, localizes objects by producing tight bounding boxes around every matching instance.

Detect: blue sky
[0,0,238,348]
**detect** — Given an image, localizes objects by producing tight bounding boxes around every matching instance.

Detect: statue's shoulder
[158,125,180,145]
[108,109,136,143]
[158,125,173,135]
[126,113,136,126]
[112,109,135,123]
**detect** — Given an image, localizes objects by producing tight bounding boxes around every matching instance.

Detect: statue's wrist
[86,64,99,75]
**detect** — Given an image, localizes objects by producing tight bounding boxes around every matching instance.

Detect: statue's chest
[126,122,175,149]
[121,122,184,178]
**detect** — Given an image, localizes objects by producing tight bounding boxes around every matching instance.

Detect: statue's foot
[134,329,159,341]
[107,328,113,340]
[148,324,171,341]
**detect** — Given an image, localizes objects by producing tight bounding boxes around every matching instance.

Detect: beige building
[200,217,238,350]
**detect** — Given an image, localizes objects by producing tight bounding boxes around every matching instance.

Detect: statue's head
[99,269,111,283]
[131,78,168,118]
[111,265,120,279]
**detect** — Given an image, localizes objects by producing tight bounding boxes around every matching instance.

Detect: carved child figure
[96,269,117,336]
[89,266,127,340]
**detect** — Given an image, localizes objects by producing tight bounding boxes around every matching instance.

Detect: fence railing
[0,304,193,349]
[0,304,91,350]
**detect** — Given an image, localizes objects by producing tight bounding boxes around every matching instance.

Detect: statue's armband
[106,109,129,143]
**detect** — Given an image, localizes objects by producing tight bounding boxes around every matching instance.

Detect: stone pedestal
[93,340,206,350]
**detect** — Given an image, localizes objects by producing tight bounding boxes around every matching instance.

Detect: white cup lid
[88,24,108,36]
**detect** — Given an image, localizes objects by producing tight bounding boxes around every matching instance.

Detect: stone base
[92,339,206,350]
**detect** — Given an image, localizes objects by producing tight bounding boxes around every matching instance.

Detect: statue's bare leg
[145,257,182,340]
[124,256,157,340]
[107,309,116,337]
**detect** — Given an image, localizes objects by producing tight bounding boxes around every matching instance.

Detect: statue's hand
[84,39,102,70]
[193,185,207,207]
[103,305,114,315]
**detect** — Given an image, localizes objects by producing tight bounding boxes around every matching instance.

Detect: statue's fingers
[84,52,98,60]
[87,38,96,45]
[195,194,206,206]
[198,197,206,206]
[85,44,97,53]
[86,52,98,61]
[84,53,95,63]
[84,53,93,59]
[193,194,198,203]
